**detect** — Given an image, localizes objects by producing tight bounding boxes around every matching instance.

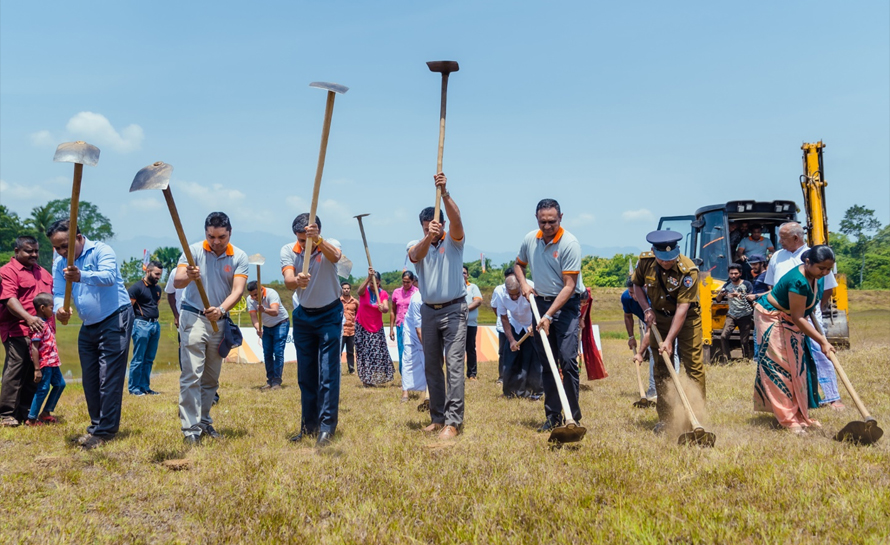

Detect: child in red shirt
[26,293,65,425]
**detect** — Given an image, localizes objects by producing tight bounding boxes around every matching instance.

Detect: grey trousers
[79,305,134,437]
[179,310,225,437]
[421,301,468,428]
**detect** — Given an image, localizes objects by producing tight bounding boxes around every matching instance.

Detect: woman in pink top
[355,269,393,387]
[390,271,418,401]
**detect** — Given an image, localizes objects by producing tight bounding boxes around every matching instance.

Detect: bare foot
[830,401,846,412]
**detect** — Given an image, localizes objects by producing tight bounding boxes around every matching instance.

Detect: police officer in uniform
[630,231,705,432]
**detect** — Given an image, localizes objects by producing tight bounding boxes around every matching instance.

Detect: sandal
[39,414,59,424]
[0,416,20,427]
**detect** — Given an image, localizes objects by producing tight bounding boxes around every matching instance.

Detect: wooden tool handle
[163,188,218,333]
[527,294,577,426]
[651,326,703,430]
[357,220,379,299]
[810,318,871,419]
[304,90,337,276]
[256,266,262,335]
[63,163,84,314]
[516,331,531,346]
[433,73,449,223]
[634,354,648,399]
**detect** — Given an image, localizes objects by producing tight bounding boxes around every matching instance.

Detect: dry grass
[0,298,888,543]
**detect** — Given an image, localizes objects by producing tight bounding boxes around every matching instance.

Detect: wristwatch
[542,314,552,322]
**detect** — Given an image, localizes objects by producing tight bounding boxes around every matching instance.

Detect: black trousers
[79,305,134,437]
[502,324,542,397]
[341,335,355,373]
[0,336,37,421]
[465,325,478,377]
[531,294,582,425]
[497,332,507,380]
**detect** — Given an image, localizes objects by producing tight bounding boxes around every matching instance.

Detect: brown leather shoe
[437,425,459,440]
[422,422,443,433]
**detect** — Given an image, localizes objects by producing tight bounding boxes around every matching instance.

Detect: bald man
[497,276,541,399]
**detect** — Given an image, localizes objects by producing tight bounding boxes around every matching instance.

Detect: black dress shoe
[537,419,564,433]
[315,431,333,448]
[184,435,202,446]
[289,428,318,442]
[203,425,221,439]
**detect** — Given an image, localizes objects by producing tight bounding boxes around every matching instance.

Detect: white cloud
[29,130,55,147]
[128,197,164,211]
[178,180,246,207]
[285,195,308,209]
[0,179,56,202]
[64,111,144,153]
[622,209,654,222]
[567,212,595,227]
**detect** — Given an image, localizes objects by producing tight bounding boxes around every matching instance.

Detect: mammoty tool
[650,327,715,447]
[811,319,883,445]
[129,162,218,332]
[53,141,100,322]
[302,82,348,274]
[353,214,379,298]
[426,61,459,222]
[248,254,266,335]
[527,294,586,444]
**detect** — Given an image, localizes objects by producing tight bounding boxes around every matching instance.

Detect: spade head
[248,254,266,266]
[548,423,587,445]
[678,427,716,448]
[834,419,883,446]
[309,82,349,94]
[130,162,173,192]
[633,398,656,409]
[53,141,100,167]
[427,61,459,74]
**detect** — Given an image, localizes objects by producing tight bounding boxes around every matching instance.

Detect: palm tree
[28,203,57,270]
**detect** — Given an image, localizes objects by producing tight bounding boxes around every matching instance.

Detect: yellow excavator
[656,141,850,363]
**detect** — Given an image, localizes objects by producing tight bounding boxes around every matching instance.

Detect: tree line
[2,202,887,289]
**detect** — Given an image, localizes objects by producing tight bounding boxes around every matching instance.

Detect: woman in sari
[355,269,394,387]
[753,245,836,434]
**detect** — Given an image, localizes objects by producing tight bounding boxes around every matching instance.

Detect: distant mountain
[112,231,643,279]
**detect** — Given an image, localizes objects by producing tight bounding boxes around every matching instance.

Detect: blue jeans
[262,319,290,385]
[28,366,66,419]
[292,302,343,434]
[128,318,160,393]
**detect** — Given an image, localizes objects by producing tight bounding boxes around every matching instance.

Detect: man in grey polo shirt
[175,212,248,445]
[282,213,344,448]
[515,198,586,435]
[409,173,466,441]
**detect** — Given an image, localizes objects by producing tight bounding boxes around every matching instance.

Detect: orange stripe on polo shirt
[515,258,528,266]
[282,265,295,272]
[563,270,579,275]
[234,274,248,279]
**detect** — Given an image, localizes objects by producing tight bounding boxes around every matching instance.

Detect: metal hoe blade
[834,419,883,446]
[549,423,587,445]
[678,428,717,448]
[53,141,100,166]
[248,254,266,266]
[633,398,656,409]
[309,82,349,94]
[427,61,460,73]
[354,213,370,219]
[130,162,173,192]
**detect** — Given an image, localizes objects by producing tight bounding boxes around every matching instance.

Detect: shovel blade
[834,420,883,445]
[336,255,353,279]
[548,423,586,444]
[248,253,266,266]
[130,162,173,192]
[53,141,100,166]
[678,428,716,448]
[427,60,460,73]
[633,398,656,409]
[309,82,349,94]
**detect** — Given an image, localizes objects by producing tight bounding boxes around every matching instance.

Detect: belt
[267,318,289,328]
[655,302,700,317]
[302,299,341,316]
[424,297,464,310]
[534,293,581,303]
[182,304,228,318]
[136,316,158,323]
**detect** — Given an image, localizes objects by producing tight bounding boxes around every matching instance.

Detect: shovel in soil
[651,327,715,447]
[528,294,586,445]
[811,320,883,445]
[632,356,655,409]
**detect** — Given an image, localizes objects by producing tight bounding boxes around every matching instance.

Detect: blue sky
[1,2,888,270]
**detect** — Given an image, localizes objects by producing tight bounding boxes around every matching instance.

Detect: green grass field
[0,291,887,543]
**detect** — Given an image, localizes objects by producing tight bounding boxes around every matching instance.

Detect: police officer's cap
[748,254,767,264]
[646,230,682,261]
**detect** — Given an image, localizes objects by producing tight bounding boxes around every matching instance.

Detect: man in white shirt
[498,276,542,399]
[490,268,514,385]
[764,222,843,409]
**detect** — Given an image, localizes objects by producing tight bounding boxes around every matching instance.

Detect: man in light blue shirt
[49,219,133,450]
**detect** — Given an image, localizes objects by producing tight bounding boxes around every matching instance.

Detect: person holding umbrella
[354,269,394,387]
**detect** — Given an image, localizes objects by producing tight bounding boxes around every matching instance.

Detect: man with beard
[127,261,164,396]
[0,235,53,427]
